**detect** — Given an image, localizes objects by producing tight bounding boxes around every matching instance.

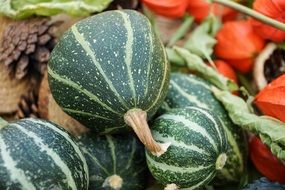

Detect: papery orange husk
[142,0,189,18]
[255,74,285,122]
[268,74,285,88]
[250,136,285,184]
[214,20,265,73]
[214,60,238,83]
[227,58,254,74]
[187,0,238,22]
[251,0,285,42]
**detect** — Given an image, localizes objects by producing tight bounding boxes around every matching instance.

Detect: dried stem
[216,153,227,170]
[164,184,179,190]
[102,175,123,189]
[124,109,170,156]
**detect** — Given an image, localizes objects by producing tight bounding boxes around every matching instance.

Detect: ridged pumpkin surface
[161,73,247,184]
[78,134,147,190]
[0,119,88,190]
[146,107,229,189]
[48,10,169,134]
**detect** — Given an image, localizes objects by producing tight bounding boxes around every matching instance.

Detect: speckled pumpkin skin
[161,73,248,184]
[0,118,88,190]
[146,107,229,189]
[78,134,147,190]
[48,10,170,134]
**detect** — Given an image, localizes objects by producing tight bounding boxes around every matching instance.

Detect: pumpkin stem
[212,0,285,32]
[124,109,170,157]
[102,174,123,190]
[216,153,227,170]
[164,183,179,190]
[0,117,8,129]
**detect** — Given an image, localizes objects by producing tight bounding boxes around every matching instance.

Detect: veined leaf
[0,0,113,19]
[167,15,194,47]
[212,87,285,164]
[183,14,221,61]
[174,47,238,91]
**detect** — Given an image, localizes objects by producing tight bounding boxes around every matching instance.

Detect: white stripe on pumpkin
[170,81,209,109]
[29,119,89,186]
[0,134,36,190]
[13,124,77,190]
[146,153,210,174]
[191,107,223,147]
[158,114,218,151]
[152,131,210,156]
[48,67,121,116]
[71,25,129,110]
[117,11,137,106]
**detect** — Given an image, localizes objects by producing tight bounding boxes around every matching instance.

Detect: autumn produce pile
[0,0,285,190]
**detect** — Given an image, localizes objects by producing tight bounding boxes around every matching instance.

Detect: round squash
[161,73,248,184]
[146,107,229,189]
[48,10,170,155]
[78,133,147,190]
[0,118,89,190]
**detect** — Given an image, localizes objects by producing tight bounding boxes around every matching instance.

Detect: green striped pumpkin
[77,134,147,190]
[0,118,89,190]
[146,107,229,189]
[161,73,247,184]
[48,10,169,134]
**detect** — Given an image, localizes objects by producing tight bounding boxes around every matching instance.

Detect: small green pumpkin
[77,134,147,190]
[161,73,248,184]
[0,118,88,190]
[48,10,170,155]
[146,107,229,189]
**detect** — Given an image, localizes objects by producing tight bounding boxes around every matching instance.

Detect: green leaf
[167,15,194,47]
[0,0,113,19]
[237,72,257,96]
[166,47,186,66]
[183,14,221,61]
[212,87,285,164]
[174,47,238,91]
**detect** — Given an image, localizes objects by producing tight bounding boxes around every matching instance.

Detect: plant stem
[212,0,285,31]
[237,72,256,95]
[124,109,170,156]
[164,184,179,190]
[167,15,194,47]
[102,175,123,189]
[0,117,8,129]
[216,153,227,170]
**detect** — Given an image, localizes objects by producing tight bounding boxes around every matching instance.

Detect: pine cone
[16,91,39,119]
[0,17,61,80]
[0,62,35,114]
